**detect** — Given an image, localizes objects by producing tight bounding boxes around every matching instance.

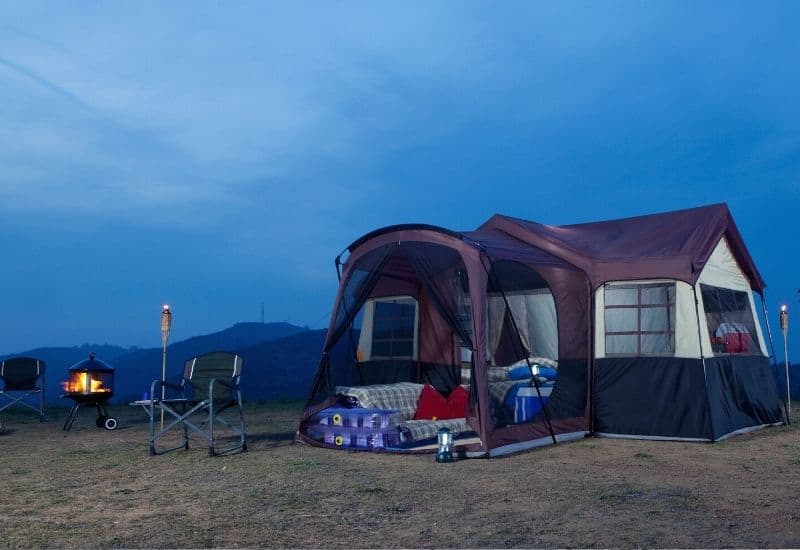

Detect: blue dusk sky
[0,2,798,359]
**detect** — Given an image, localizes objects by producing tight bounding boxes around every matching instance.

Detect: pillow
[446,385,469,419]
[414,385,469,420]
[414,385,449,420]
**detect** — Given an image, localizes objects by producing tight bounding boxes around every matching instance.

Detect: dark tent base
[593,355,784,441]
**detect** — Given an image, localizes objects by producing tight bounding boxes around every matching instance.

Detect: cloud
[0,2,799,351]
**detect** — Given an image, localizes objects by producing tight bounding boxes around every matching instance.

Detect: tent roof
[345,224,463,254]
[480,203,765,291]
[343,224,575,272]
[461,228,577,269]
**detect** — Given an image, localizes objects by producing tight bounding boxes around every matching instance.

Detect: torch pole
[780,306,790,414]
[160,305,172,430]
[785,337,791,414]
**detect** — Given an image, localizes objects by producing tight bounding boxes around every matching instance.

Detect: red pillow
[414,385,469,420]
[446,385,469,419]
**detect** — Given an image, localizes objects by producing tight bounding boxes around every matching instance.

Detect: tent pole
[478,251,558,445]
[587,279,595,435]
[692,285,716,441]
[760,291,779,363]
[335,256,343,282]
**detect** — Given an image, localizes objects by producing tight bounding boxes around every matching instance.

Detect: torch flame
[61,372,111,394]
[781,304,787,312]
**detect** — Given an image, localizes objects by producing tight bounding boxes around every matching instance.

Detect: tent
[298,204,784,456]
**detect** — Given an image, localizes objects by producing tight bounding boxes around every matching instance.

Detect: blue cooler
[514,385,552,423]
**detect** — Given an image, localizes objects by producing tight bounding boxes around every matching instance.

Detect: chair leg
[208,399,215,457]
[149,401,157,455]
[238,394,247,452]
[63,403,80,431]
[151,401,205,455]
[39,389,45,422]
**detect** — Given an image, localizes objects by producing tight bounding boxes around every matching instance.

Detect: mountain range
[0,322,325,405]
[4,323,797,406]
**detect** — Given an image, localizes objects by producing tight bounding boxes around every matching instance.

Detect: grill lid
[68,352,114,373]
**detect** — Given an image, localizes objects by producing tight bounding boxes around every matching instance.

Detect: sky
[0,2,798,360]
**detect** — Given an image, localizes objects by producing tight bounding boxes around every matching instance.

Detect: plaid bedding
[488,379,521,404]
[398,418,472,443]
[335,382,424,421]
[461,357,558,386]
[335,365,556,445]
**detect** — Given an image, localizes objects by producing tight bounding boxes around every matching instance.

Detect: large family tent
[298,204,784,457]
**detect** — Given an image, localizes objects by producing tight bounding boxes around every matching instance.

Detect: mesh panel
[485,260,560,430]
[701,284,759,355]
[324,242,471,394]
[486,260,557,366]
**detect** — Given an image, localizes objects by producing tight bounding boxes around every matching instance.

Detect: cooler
[514,385,552,423]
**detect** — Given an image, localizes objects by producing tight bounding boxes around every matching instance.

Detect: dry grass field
[1,401,799,548]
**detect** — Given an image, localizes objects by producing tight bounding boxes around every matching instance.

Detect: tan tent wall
[593,237,767,360]
[696,236,767,357]
[594,279,700,359]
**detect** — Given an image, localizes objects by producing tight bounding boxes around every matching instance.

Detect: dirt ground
[0,401,799,549]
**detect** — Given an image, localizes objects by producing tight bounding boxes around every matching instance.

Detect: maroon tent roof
[479,203,765,292]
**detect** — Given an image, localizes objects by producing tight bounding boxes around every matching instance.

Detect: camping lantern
[436,427,453,463]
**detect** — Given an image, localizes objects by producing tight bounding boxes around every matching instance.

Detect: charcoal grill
[61,353,118,431]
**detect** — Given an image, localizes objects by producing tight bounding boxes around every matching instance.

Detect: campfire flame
[62,372,111,394]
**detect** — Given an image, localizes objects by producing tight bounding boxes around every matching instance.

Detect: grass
[0,402,799,548]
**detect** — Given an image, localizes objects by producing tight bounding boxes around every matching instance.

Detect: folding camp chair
[0,357,46,421]
[149,351,246,456]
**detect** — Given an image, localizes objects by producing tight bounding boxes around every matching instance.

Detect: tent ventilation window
[700,284,758,355]
[604,283,675,357]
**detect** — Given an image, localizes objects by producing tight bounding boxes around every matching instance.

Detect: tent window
[358,296,418,361]
[604,283,675,357]
[700,284,758,355]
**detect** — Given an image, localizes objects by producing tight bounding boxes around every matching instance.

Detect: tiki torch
[780,305,789,413]
[160,304,172,429]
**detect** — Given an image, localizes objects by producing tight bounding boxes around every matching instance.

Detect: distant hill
[111,327,325,404]
[170,321,306,352]
[0,322,322,405]
[237,329,326,402]
[0,343,133,388]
